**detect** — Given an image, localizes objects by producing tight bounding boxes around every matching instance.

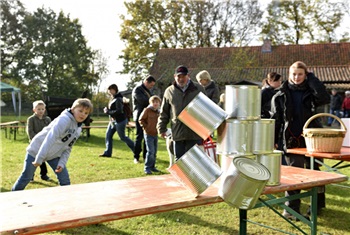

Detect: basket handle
[303,113,347,131]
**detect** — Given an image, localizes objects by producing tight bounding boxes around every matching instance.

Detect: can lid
[233,157,270,181]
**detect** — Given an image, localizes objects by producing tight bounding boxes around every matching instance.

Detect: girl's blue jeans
[103,118,135,156]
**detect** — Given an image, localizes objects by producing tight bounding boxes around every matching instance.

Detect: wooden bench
[0,166,347,235]
[0,121,23,140]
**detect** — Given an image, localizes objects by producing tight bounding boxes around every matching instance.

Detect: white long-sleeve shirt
[26,109,82,169]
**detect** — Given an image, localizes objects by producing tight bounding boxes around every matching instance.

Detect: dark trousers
[39,162,48,177]
[174,140,202,160]
[134,120,146,160]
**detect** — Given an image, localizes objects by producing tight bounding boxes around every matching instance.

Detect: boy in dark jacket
[26,100,52,181]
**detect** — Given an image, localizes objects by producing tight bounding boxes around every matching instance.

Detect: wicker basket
[303,113,347,153]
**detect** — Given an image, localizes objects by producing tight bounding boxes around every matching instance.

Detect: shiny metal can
[252,119,275,154]
[217,119,253,156]
[256,150,282,186]
[219,157,270,209]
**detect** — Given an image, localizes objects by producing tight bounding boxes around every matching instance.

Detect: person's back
[26,100,52,181]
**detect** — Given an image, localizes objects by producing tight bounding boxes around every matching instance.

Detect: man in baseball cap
[157,65,206,160]
[175,65,189,75]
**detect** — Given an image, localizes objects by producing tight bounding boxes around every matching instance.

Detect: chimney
[262,38,272,53]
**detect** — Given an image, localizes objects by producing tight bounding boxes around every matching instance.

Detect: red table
[287,147,350,173]
[0,166,347,235]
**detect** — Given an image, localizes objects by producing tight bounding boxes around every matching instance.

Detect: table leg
[310,187,318,235]
[310,156,315,170]
[239,209,247,235]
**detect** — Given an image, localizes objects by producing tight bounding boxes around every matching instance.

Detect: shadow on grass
[58,222,131,235]
[317,207,350,230]
[152,210,238,234]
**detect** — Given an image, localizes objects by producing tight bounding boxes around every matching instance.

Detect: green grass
[1,114,350,235]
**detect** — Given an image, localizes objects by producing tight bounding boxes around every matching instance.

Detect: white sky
[22,0,130,92]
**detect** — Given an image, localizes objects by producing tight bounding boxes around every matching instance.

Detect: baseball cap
[175,65,189,75]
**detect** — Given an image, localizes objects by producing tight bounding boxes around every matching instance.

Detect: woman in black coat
[270,61,330,220]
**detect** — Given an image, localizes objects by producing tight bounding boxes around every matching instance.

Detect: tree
[92,49,110,94]
[262,0,347,45]
[119,0,263,84]
[1,3,97,100]
[0,0,28,80]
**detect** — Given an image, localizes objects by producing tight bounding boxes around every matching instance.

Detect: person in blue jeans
[327,89,343,126]
[99,84,135,157]
[12,98,93,191]
[139,95,161,174]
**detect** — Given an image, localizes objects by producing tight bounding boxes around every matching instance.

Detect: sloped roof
[149,42,350,90]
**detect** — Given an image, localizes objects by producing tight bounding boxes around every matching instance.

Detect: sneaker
[144,170,152,175]
[134,159,140,164]
[282,211,310,221]
[151,168,160,172]
[41,175,51,181]
[99,154,111,158]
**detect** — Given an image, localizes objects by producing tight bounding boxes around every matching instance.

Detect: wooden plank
[0,166,347,235]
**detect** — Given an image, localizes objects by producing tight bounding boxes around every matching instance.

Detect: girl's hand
[55,166,63,173]
[32,162,40,167]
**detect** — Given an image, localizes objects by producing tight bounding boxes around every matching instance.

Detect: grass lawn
[1,115,350,234]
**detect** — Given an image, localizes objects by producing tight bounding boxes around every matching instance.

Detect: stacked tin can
[217,85,282,187]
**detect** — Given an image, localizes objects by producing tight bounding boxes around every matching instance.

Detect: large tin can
[256,150,282,186]
[219,157,270,210]
[225,85,261,120]
[168,144,222,197]
[217,119,253,156]
[252,119,275,154]
[178,92,228,140]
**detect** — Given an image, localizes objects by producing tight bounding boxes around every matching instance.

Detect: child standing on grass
[139,95,161,174]
[26,100,52,181]
[12,98,93,191]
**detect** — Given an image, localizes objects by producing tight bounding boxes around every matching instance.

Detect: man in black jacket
[327,89,343,126]
[132,75,156,163]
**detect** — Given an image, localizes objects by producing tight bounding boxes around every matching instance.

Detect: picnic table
[0,166,347,235]
[0,121,25,140]
[287,147,350,173]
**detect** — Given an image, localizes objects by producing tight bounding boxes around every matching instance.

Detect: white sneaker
[133,159,139,164]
